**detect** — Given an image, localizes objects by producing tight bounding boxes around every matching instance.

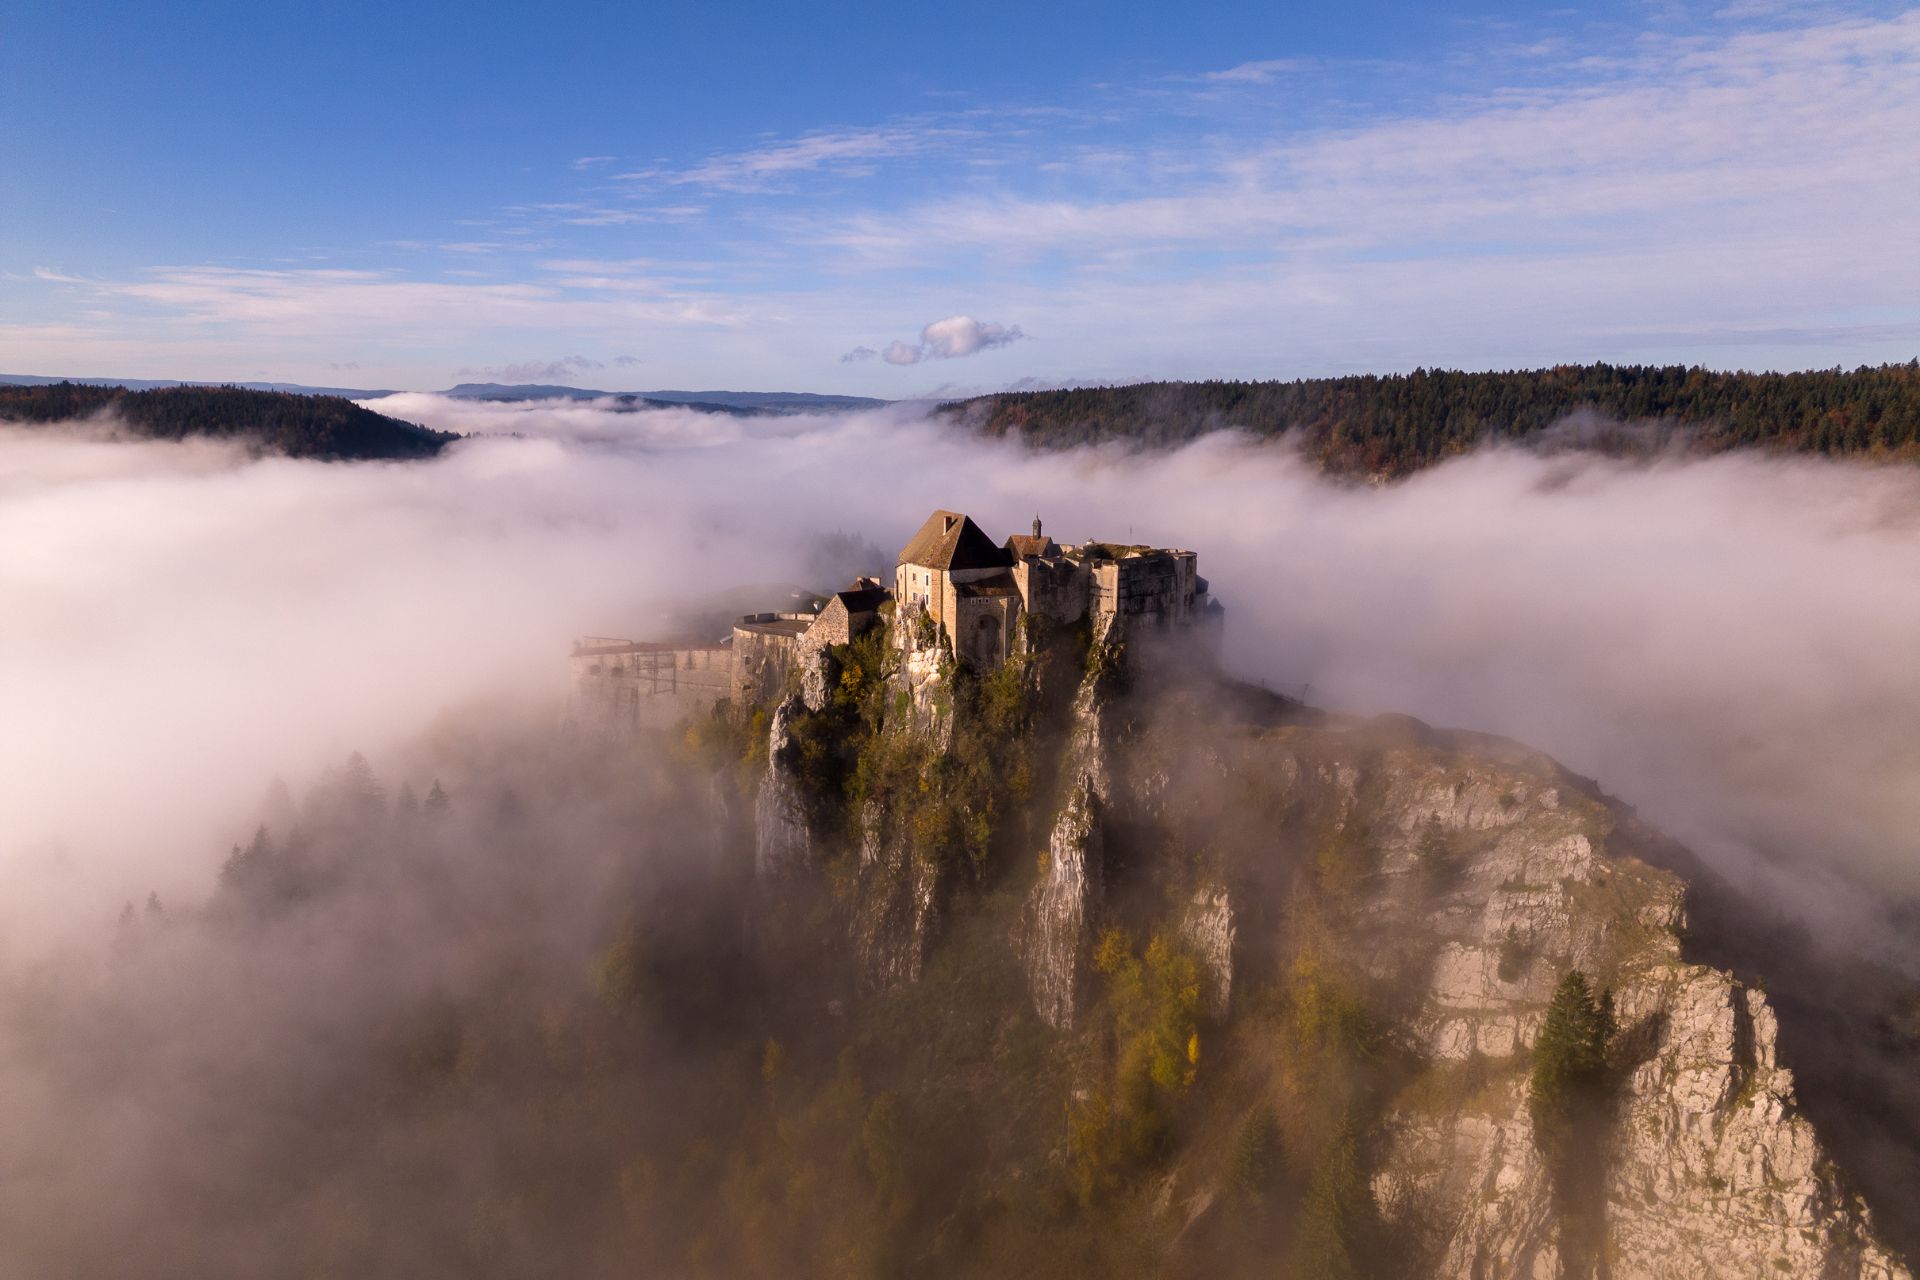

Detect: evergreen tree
[339,751,385,821]
[1292,1116,1374,1279]
[1528,969,1617,1277]
[1529,971,1612,1152]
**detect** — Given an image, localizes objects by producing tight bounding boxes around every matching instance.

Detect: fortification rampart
[569,639,734,736]
[730,612,818,704]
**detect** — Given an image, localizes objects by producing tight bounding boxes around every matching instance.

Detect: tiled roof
[899,509,1013,571]
[1004,533,1059,560]
[833,586,893,613]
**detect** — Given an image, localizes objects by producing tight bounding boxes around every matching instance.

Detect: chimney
[1032,515,1043,539]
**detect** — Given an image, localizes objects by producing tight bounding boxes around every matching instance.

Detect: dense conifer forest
[946,362,1920,476]
[0,382,454,460]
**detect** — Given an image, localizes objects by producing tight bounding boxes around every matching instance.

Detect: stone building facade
[895,510,1219,663]
[570,508,1221,733]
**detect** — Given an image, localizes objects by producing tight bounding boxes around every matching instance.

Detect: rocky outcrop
[796,639,833,713]
[891,602,954,745]
[849,799,945,987]
[753,696,813,879]
[1027,779,1104,1028]
[1022,612,1125,1029]
[1351,753,1910,1279]
[1377,963,1905,1279]
[1181,886,1235,1019]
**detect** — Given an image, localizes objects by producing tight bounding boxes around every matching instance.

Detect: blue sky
[3,0,1917,392]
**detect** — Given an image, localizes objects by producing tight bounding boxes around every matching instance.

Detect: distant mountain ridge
[0,373,397,399]
[0,374,889,415]
[439,382,888,412]
[0,382,453,461]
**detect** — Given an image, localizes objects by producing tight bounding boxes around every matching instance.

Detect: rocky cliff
[1023,611,1124,1029]
[734,613,1913,1277]
[1132,708,1910,1278]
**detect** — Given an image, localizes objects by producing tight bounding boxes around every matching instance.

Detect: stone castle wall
[569,643,733,737]
[1090,550,1199,624]
[1012,557,1089,628]
[730,612,817,704]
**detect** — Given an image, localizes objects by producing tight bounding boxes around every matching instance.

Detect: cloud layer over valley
[4,398,1920,965]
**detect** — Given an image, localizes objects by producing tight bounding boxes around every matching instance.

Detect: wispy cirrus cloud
[11,10,1919,389]
[632,124,967,193]
[1199,57,1304,84]
[813,12,1920,268]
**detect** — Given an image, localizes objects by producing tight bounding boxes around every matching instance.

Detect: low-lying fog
[4,394,1919,961]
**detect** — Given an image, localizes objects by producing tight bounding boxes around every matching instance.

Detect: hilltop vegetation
[0,382,455,460]
[946,361,1920,477]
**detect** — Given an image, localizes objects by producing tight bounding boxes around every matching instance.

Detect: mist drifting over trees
[4,393,1920,1274]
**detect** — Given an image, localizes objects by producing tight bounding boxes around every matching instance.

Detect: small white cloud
[849,315,1026,367]
[919,314,1023,359]
[572,155,616,170]
[613,355,643,367]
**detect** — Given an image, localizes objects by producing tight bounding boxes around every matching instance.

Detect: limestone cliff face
[849,798,945,987]
[1027,779,1103,1028]
[1256,737,1906,1279]
[1022,612,1125,1030]
[738,626,1911,1273]
[753,695,813,879]
[1180,886,1235,1020]
[893,603,956,748]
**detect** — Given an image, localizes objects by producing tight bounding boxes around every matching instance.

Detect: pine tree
[424,780,450,815]
[1528,969,1617,1277]
[1293,1117,1373,1279]
[339,751,385,822]
[1529,970,1611,1152]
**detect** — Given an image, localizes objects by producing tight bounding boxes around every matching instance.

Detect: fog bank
[3,397,1918,959]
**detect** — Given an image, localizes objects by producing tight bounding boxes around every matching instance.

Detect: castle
[569,509,1219,733]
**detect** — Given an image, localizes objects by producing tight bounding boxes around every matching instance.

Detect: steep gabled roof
[1004,533,1059,560]
[898,509,1013,571]
[832,586,893,613]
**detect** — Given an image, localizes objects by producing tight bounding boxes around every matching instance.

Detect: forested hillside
[946,362,1920,477]
[0,382,455,460]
